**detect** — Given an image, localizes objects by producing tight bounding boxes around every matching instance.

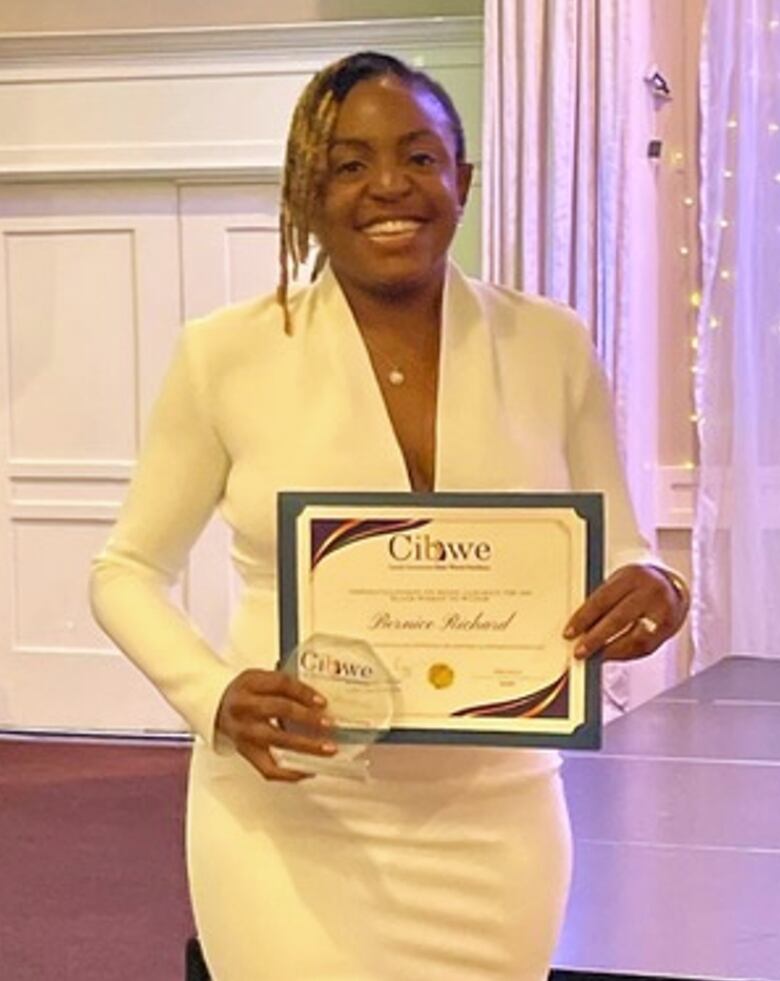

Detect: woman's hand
[215,669,337,782]
[563,564,689,662]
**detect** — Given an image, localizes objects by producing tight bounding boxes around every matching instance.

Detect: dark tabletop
[554,655,780,981]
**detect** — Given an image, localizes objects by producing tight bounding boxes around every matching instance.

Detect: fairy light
[770,122,780,134]
[727,118,738,129]
[709,316,721,328]
[774,172,780,183]
[719,269,732,281]
[719,218,730,228]
[724,169,734,178]
[671,136,705,470]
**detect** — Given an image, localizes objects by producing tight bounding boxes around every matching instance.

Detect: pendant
[388,368,405,386]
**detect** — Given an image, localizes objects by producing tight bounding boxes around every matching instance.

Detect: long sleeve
[90,324,238,744]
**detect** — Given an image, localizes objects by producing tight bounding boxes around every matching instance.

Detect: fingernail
[313,694,327,707]
[322,742,337,754]
[319,715,334,728]
[574,642,587,659]
[563,625,575,639]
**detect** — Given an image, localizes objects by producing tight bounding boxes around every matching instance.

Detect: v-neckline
[364,328,441,493]
[319,266,449,494]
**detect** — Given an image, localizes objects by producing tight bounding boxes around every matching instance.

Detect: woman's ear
[456,162,474,209]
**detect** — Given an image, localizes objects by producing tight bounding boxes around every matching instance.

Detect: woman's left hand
[563,564,689,662]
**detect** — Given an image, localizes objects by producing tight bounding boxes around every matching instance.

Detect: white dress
[91,263,651,980]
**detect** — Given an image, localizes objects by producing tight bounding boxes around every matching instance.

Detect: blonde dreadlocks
[276,52,467,334]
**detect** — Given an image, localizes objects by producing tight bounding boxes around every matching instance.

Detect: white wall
[0,0,482,33]
[0,15,483,734]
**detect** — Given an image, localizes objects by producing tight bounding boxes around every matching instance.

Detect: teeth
[364,220,422,236]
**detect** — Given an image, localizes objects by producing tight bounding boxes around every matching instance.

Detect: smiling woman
[90,50,689,981]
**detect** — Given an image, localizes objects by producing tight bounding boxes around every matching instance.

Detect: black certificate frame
[277,491,603,750]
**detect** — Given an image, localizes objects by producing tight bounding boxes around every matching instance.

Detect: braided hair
[277,51,466,333]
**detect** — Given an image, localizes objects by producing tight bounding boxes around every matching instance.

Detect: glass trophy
[276,633,396,780]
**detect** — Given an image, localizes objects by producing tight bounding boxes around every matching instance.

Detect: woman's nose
[369,161,411,197]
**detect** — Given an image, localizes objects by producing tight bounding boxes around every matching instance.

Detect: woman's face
[314,75,472,300]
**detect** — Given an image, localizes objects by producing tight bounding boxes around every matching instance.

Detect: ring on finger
[636,615,660,635]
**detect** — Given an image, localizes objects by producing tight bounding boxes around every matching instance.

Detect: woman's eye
[409,152,437,167]
[333,159,364,176]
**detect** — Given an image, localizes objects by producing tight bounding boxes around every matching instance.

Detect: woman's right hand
[215,669,337,782]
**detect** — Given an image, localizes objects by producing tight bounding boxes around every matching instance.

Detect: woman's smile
[360,217,427,249]
[361,218,425,239]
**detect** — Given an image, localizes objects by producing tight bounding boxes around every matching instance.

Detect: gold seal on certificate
[278,492,604,751]
[276,633,396,779]
[428,663,455,689]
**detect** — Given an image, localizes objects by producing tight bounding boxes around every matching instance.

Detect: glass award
[276,633,396,780]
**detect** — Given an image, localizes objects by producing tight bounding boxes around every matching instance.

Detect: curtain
[482,0,665,710]
[693,0,780,666]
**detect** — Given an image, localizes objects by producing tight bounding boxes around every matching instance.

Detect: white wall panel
[6,229,137,460]
[226,226,280,305]
[179,183,282,318]
[0,182,185,733]
[13,519,117,652]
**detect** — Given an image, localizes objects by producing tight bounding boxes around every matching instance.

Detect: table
[553,655,780,981]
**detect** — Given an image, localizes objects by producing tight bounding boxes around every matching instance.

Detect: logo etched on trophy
[277,633,397,780]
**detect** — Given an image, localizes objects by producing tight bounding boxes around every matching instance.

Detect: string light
[672,141,702,470]
[724,169,734,178]
[774,172,780,183]
[727,118,738,129]
[770,122,780,134]
[719,269,732,281]
[719,218,730,228]
[709,316,721,328]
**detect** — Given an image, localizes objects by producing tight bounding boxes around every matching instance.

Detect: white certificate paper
[278,492,603,749]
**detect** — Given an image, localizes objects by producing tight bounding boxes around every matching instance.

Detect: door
[0,181,186,733]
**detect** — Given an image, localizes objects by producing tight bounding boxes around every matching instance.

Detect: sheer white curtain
[693,0,780,666]
[482,0,666,709]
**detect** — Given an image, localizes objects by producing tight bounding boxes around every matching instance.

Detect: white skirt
[187,742,572,981]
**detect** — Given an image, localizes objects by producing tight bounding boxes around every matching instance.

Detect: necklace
[361,334,408,386]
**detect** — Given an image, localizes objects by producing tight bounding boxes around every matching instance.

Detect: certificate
[278,492,603,750]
